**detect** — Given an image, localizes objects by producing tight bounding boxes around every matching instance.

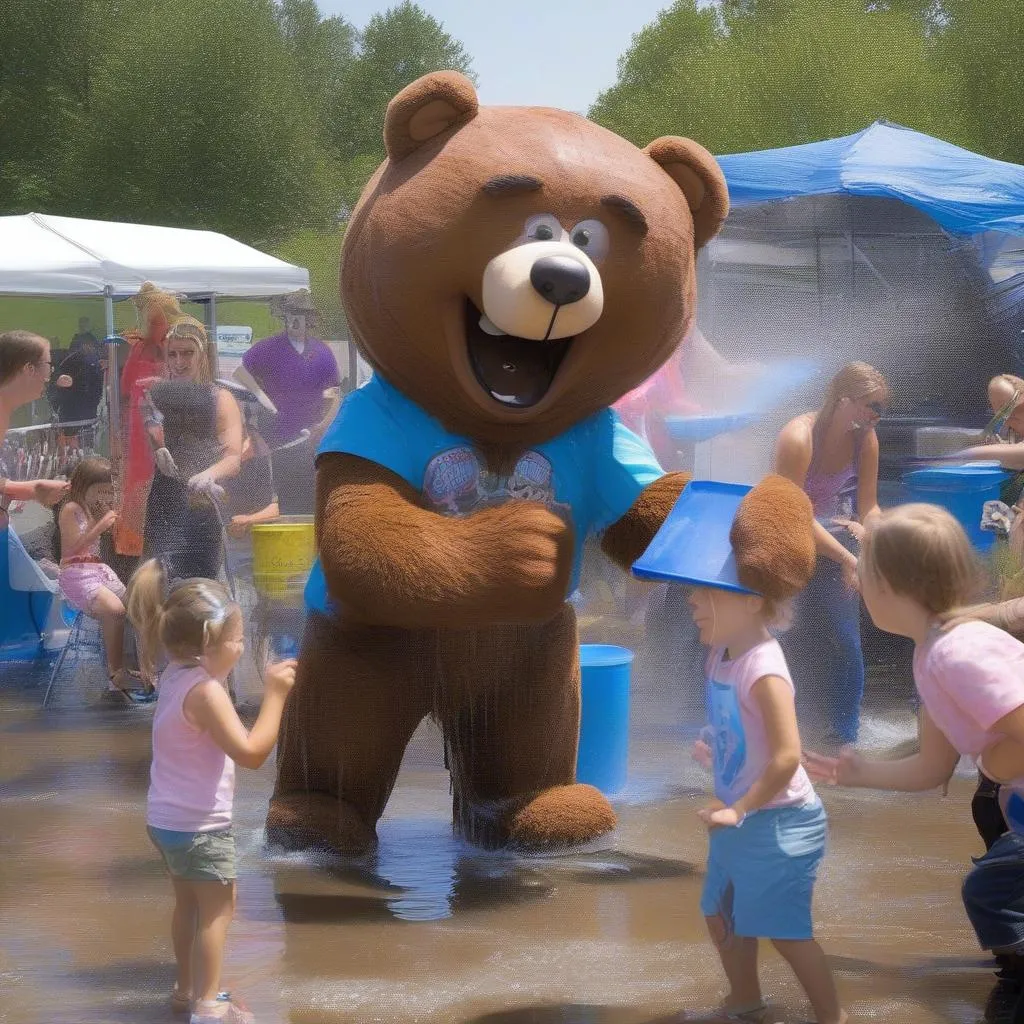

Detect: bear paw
[509,783,616,851]
[265,792,377,857]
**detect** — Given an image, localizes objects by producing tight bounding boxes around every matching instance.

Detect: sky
[317,0,680,114]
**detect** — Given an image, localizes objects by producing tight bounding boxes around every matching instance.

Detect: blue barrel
[902,462,1009,552]
[576,644,633,795]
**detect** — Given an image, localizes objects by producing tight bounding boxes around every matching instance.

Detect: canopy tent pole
[208,294,218,378]
[103,287,120,464]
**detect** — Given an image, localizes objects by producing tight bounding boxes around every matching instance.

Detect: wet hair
[0,330,47,387]
[164,315,212,384]
[860,503,984,615]
[67,457,113,513]
[811,361,889,462]
[126,559,241,680]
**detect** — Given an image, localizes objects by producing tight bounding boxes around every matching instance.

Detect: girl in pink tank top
[56,457,146,700]
[126,559,296,1024]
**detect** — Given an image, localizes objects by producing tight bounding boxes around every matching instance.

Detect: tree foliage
[590,0,1023,165]
[0,0,477,240]
[1,0,1020,318]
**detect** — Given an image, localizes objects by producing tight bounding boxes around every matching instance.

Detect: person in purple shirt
[234,290,340,515]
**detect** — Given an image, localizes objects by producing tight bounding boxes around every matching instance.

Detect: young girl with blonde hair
[127,559,295,1023]
[806,504,1024,1004]
[674,475,846,1023]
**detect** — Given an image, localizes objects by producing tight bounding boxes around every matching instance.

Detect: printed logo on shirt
[707,678,747,791]
[422,446,571,521]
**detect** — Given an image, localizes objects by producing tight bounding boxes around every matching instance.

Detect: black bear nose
[530,255,590,306]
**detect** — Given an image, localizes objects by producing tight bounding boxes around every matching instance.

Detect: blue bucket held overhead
[631,480,758,594]
[902,461,1009,552]
[576,644,633,795]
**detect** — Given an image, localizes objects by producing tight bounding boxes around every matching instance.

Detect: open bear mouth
[465,298,573,408]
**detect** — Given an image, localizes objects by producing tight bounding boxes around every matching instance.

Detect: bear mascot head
[267,71,732,855]
[340,71,727,449]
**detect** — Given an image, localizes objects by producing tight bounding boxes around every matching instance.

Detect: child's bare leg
[770,938,846,1024]
[90,586,126,678]
[706,914,763,1011]
[193,880,235,1003]
[172,879,199,999]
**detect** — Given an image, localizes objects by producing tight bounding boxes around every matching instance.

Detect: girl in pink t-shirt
[683,476,846,1024]
[806,504,1024,975]
[126,559,296,1024]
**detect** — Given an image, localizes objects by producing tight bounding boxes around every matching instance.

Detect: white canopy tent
[0,212,309,299]
[0,211,310,431]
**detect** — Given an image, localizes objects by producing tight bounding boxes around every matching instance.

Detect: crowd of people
[5,317,1024,1021]
[0,286,340,1021]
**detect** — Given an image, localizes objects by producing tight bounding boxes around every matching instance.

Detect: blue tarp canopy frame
[716,121,1024,238]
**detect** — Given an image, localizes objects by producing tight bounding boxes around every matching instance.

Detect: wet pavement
[0,639,1009,1024]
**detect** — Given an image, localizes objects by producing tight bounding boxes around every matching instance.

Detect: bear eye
[524,214,564,244]
[569,219,610,262]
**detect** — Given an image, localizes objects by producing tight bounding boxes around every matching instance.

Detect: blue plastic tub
[576,644,633,795]
[902,462,1009,552]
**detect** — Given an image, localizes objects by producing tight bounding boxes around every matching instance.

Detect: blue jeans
[784,547,865,743]
[962,831,1024,953]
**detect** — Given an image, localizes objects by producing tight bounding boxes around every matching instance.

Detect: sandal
[173,989,232,1016]
[104,677,157,705]
[190,993,253,1024]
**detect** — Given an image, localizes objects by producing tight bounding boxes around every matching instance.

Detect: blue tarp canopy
[716,121,1024,327]
[716,121,1024,237]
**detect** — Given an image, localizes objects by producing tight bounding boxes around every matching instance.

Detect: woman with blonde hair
[141,316,242,582]
[775,361,889,744]
[116,282,184,560]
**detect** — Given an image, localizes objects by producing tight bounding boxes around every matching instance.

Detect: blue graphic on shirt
[706,678,747,804]
[421,446,572,522]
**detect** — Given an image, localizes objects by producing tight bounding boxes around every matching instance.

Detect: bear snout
[481,239,604,342]
[529,254,590,307]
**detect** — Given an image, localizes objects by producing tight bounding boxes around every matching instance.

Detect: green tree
[934,0,1024,163]
[0,0,92,210]
[59,0,337,245]
[329,2,477,204]
[274,0,357,137]
[590,0,958,156]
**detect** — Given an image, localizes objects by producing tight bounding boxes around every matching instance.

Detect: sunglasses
[865,400,885,417]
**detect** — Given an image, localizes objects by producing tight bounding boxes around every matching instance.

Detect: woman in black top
[141,317,242,581]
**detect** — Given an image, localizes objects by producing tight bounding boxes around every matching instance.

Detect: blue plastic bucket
[902,462,1009,552]
[576,644,633,795]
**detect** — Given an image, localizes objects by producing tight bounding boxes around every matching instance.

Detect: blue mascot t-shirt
[304,374,665,615]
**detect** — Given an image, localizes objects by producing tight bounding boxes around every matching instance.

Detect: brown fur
[730,474,816,600]
[601,471,692,571]
[268,72,728,855]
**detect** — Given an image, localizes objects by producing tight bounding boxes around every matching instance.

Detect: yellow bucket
[250,517,316,597]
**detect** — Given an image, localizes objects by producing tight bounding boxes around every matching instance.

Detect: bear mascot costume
[266,70,729,854]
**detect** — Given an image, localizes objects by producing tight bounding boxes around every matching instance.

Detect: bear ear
[643,137,729,251]
[384,71,480,163]
[730,474,816,600]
